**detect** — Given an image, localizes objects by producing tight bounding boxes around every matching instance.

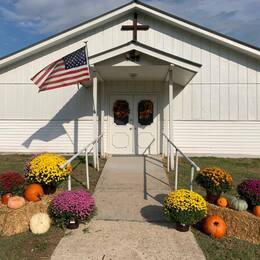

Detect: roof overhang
[90,41,201,73]
[88,41,201,86]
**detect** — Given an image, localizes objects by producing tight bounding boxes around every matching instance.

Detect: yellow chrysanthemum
[25,153,72,185]
[164,189,207,212]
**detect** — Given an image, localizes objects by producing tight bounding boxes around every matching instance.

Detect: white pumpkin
[30,213,51,234]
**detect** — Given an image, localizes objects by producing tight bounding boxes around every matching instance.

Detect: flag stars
[63,47,87,70]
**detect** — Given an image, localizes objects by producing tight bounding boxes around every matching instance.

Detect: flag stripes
[31,47,90,92]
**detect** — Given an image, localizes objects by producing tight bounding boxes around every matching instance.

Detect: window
[113,100,130,125]
[138,100,153,125]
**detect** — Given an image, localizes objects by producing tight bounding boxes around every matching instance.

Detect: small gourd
[1,193,13,205]
[253,206,260,217]
[30,213,51,234]
[223,194,236,205]
[230,198,248,211]
[216,197,228,207]
[7,196,26,209]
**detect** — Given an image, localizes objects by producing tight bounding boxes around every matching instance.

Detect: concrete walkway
[51,156,205,260]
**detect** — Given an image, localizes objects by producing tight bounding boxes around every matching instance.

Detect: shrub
[237,179,260,206]
[0,171,25,195]
[49,190,95,227]
[196,167,233,195]
[24,153,72,185]
[163,189,207,225]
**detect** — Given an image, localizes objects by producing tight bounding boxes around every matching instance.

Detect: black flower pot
[175,222,190,232]
[66,217,79,229]
[42,183,57,195]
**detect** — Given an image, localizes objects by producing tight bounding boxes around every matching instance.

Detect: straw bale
[0,194,55,236]
[207,203,260,244]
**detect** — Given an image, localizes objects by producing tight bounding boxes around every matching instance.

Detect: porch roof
[88,41,202,87]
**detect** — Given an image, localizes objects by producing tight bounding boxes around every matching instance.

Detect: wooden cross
[121,13,150,41]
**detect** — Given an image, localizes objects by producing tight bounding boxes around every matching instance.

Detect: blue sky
[0,0,259,58]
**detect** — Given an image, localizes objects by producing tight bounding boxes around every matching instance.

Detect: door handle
[129,127,133,130]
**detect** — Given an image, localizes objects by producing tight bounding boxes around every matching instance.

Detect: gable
[0,0,259,71]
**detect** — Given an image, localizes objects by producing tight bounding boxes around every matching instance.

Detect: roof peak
[0,0,259,66]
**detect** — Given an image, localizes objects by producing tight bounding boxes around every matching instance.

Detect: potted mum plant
[163,189,207,232]
[49,190,95,229]
[237,179,260,209]
[196,167,233,203]
[24,153,72,194]
[0,171,25,204]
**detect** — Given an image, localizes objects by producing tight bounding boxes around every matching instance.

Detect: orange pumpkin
[24,184,44,202]
[202,215,227,238]
[7,196,26,209]
[1,193,13,205]
[253,206,260,217]
[216,197,228,207]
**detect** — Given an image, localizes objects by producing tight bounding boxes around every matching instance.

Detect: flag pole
[84,41,91,80]
[85,40,98,168]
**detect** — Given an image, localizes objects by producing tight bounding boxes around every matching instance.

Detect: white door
[109,95,133,154]
[134,95,157,154]
[109,94,158,154]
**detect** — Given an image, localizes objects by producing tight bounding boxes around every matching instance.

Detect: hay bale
[0,194,55,236]
[207,203,260,244]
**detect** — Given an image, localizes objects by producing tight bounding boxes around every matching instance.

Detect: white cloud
[0,0,259,46]
[0,0,128,33]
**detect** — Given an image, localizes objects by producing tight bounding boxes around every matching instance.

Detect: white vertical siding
[219,47,229,120]
[0,12,260,155]
[138,14,260,121]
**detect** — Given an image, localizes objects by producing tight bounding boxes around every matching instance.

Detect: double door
[109,94,158,154]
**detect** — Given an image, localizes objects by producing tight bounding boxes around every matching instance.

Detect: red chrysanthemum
[0,171,25,195]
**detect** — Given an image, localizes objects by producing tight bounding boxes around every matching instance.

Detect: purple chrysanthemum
[237,179,260,206]
[49,190,95,222]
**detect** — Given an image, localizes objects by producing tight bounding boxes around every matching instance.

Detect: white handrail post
[163,135,166,158]
[167,140,170,172]
[68,175,72,191]
[85,148,90,190]
[93,147,96,169]
[93,73,98,170]
[190,166,195,191]
[162,133,200,191]
[169,65,175,171]
[96,141,100,171]
[174,150,179,190]
[100,82,105,158]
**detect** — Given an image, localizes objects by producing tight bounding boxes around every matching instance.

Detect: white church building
[0,0,260,157]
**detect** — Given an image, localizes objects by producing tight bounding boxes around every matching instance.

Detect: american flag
[31,47,90,91]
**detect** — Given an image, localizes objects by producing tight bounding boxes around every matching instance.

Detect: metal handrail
[162,133,200,191]
[61,133,103,191]
[142,138,155,155]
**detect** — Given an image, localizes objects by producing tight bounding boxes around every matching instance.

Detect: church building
[0,0,260,157]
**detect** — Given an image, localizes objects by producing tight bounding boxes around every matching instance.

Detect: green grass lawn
[0,154,106,260]
[166,157,260,260]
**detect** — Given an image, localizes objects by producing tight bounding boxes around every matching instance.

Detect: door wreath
[113,100,130,125]
[138,100,153,125]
